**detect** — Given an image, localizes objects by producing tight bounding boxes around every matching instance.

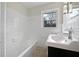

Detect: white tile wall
[6,3,30,57]
[0,2,5,57]
[2,2,63,57]
[28,2,63,48]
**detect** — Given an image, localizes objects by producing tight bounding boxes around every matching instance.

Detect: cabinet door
[48,46,79,57]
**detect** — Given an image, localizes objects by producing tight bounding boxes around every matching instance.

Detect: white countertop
[46,34,79,52]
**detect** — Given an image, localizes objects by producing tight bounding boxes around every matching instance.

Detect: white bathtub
[18,39,37,57]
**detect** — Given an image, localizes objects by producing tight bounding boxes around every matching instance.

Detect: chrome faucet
[68,27,72,40]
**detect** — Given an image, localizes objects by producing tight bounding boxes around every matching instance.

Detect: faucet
[68,27,72,40]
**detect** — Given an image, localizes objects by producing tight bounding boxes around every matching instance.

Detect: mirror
[62,2,79,33]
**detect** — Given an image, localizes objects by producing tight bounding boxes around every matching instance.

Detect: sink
[47,34,79,52]
[48,34,73,45]
[48,34,79,45]
[51,35,65,42]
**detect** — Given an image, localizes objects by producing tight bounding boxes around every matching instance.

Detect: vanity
[46,2,79,57]
[46,34,79,57]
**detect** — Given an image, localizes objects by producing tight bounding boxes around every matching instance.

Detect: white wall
[6,2,30,57]
[6,2,63,56]
[28,2,63,48]
[0,2,1,57]
[0,2,5,57]
[71,14,79,39]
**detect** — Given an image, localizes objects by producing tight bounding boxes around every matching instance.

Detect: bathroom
[0,2,79,57]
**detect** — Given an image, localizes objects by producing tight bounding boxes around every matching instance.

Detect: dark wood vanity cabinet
[48,46,79,57]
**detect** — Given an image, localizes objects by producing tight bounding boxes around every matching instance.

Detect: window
[41,9,58,28]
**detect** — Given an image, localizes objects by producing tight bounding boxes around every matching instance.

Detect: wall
[5,2,63,56]
[65,13,79,39]
[6,2,30,57]
[28,2,63,48]
[72,15,79,40]
[0,2,5,57]
[0,2,1,57]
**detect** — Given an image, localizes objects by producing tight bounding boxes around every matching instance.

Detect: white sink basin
[47,34,79,52]
[47,34,78,45]
[51,35,65,42]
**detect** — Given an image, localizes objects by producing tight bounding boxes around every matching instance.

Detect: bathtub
[18,39,37,57]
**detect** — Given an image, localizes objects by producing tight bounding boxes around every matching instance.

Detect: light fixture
[67,2,72,13]
[63,2,72,14]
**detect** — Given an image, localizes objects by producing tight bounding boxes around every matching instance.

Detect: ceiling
[64,2,79,5]
[72,2,79,5]
[21,2,50,8]
[22,2,79,8]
